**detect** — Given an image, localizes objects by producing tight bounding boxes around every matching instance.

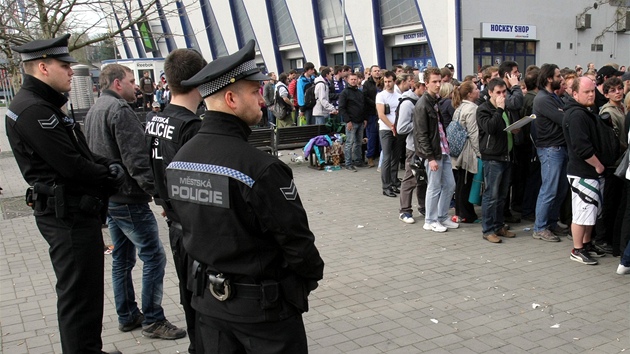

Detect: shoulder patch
[38,115,59,129]
[166,168,230,208]
[280,180,298,201]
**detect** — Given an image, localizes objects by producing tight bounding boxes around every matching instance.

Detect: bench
[274,124,330,152]
[249,127,276,155]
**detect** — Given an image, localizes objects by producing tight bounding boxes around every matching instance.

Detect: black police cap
[12,34,77,63]
[181,40,268,98]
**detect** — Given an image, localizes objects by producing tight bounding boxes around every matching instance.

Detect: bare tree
[0,0,183,91]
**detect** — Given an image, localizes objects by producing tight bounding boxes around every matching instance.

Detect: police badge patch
[280,180,297,201]
[38,115,59,129]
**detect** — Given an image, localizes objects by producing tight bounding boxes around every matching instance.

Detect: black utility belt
[27,185,103,218]
[206,273,280,305]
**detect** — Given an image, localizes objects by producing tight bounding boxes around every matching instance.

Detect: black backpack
[394,96,418,129]
[594,113,621,168]
[303,81,325,109]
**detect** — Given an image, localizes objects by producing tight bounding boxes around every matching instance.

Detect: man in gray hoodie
[84,63,186,341]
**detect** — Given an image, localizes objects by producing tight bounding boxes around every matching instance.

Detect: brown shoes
[496,227,516,238]
[483,234,502,243]
[367,158,375,168]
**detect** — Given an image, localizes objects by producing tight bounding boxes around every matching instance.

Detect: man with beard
[532,64,570,242]
[363,65,382,167]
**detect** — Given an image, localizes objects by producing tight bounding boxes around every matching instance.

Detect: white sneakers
[441,219,460,229]
[617,264,630,275]
[422,219,459,233]
[423,221,447,233]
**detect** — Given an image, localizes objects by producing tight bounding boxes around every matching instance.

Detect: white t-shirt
[376,90,401,130]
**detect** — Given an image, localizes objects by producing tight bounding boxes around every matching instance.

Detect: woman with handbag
[450,80,481,223]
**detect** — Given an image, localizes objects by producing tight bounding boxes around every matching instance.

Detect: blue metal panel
[155,0,177,52]
[371,0,385,68]
[112,9,133,58]
[265,0,284,73]
[175,0,200,49]
[122,0,146,58]
[228,0,243,48]
[311,0,327,66]
[200,0,217,59]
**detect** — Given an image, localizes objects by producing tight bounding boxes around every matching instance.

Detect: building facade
[109,0,630,78]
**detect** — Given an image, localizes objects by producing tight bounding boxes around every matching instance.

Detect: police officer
[146,49,207,353]
[166,40,325,353]
[5,34,124,354]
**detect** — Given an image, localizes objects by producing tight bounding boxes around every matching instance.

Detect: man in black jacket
[563,77,606,265]
[339,73,365,171]
[363,65,381,167]
[476,78,518,243]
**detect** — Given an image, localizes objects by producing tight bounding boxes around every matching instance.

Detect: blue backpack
[446,110,467,157]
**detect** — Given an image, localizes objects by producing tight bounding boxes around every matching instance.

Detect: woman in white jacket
[451,80,481,223]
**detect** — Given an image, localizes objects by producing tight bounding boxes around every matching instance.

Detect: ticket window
[392,44,435,71]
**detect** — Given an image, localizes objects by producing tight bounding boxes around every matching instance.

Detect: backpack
[303,81,325,109]
[446,110,467,157]
[594,113,621,167]
[394,96,418,129]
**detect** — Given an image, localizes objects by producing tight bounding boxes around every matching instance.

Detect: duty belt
[205,273,280,307]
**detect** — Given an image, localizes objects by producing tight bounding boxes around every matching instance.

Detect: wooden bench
[274,124,330,152]
[249,127,276,155]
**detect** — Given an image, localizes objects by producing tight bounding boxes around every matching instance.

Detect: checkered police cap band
[197,59,259,98]
[19,46,70,61]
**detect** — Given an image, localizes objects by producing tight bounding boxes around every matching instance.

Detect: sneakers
[570,248,598,265]
[441,218,459,229]
[617,264,630,275]
[119,312,144,332]
[532,229,560,242]
[592,242,613,254]
[423,221,447,233]
[399,213,415,224]
[584,242,606,258]
[418,207,426,216]
[483,234,502,243]
[345,165,357,172]
[142,320,187,340]
[496,226,516,238]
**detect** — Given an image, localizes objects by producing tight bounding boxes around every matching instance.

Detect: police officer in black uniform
[5,35,124,354]
[166,40,325,353]
[146,48,207,353]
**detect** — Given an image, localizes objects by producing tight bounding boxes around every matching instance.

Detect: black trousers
[455,169,478,221]
[169,224,197,353]
[196,313,307,354]
[36,212,104,354]
[595,173,623,245]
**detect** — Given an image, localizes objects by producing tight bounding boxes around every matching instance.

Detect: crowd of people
[260,59,630,274]
[5,31,630,353]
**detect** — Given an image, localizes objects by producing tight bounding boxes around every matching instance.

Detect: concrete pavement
[1,107,628,353]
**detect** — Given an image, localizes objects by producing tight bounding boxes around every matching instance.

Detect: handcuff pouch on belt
[207,273,232,301]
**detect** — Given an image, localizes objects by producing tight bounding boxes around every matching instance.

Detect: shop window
[391,44,435,71]
[473,39,536,72]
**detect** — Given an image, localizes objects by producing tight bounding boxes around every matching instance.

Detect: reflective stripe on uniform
[168,161,255,188]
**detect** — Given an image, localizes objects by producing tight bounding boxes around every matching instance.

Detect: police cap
[181,40,268,98]
[12,34,77,63]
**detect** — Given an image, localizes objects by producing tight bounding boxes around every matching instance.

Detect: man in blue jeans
[85,63,186,340]
[339,73,365,171]
[476,78,518,243]
[532,64,569,242]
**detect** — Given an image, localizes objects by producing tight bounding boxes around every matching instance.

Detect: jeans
[620,179,630,265]
[424,155,456,223]
[482,160,512,235]
[534,146,568,232]
[344,122,364,166]
[267,109,276,126]
[108,202,167,325]
[366,114,380,158]
[313,114,328,125]
[379,129,399,190]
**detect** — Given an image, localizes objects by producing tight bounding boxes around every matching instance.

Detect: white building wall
[285,0,321,68]
[243,0,278,73]
[344,0,378,68]
[213,0,240,53]
[416,0,458,71]
[184,0,212,57]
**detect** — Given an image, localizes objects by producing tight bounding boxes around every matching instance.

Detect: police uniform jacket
[6,74,115,203]
[146,103,201,221]
[167,111,325,323]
